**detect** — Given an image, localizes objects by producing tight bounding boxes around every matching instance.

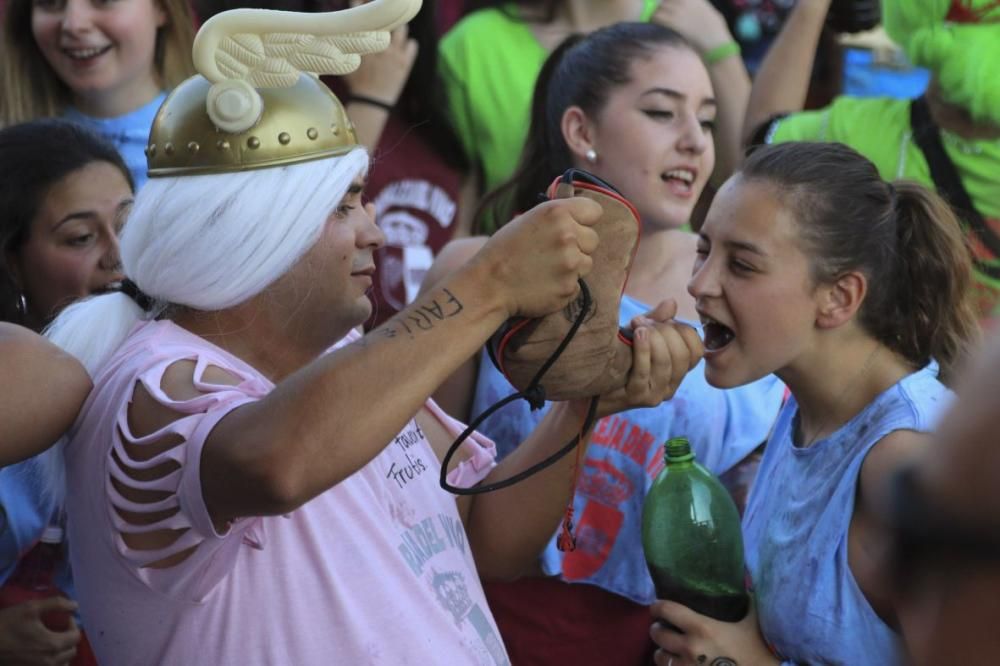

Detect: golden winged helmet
[146,0,421,176]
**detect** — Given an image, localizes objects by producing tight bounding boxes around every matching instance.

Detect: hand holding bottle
[649,596,779,666]
[0,598,80,666]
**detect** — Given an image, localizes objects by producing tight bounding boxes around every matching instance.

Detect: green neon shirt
[439,1,659,197]
[769,96,1000,317]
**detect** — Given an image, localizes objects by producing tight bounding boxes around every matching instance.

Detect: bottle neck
[663,437,694,465]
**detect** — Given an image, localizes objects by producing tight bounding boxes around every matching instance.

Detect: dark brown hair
[475,21,696,232]
[740,141,979,383]
[0,120,134,327]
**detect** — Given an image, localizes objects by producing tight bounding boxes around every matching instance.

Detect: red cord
[556,410,591,552]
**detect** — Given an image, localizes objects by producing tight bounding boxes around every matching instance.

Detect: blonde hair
[0,0,195,125]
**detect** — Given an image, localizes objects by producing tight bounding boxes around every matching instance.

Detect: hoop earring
[585,149,598,164]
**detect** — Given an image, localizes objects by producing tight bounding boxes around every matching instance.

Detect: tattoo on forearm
[710,658,737,666]
[378,288,464,340]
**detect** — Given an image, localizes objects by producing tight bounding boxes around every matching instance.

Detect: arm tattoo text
[377,288,464,340]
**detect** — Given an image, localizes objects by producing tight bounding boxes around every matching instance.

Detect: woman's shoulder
[442,5,520,42]
[896,364,954,428]
[440,5,533,63]
[771,96,910,155]
[853,365,953,441]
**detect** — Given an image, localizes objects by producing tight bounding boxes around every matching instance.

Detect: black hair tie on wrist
[347,94,394,113]
[120,278,155,311]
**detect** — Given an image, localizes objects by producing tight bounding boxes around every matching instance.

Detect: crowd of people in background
[0,0,998,664]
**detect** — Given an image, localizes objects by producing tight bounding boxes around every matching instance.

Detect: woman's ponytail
[740,142,980,384]
[890,181,979,383]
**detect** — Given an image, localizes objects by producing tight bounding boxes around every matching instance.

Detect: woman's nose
[61,0,95,34]
[687,256,719,300]
[100,235,123,276]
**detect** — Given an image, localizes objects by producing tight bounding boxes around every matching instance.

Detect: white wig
[41,147,369,506]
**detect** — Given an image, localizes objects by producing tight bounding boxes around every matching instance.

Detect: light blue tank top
[0,459,74,596]
[743,365,951,665]
[64,92,166,190]
[470,294,786,603]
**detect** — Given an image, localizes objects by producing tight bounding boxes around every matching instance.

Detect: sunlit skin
[31,0,165,117]
[578,44,716,233]
[263,179,386,354]
[0,323,92,466]
[11,160,131,329]
[665,173,927,665]
[687,176,827,389]
[562,43,716,321]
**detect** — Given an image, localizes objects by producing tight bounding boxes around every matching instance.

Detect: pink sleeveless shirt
[64,320,510,665]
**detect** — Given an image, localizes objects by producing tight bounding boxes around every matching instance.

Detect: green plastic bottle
[641,437,749,621]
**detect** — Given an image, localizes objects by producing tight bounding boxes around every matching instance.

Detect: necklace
[797,344,881,448]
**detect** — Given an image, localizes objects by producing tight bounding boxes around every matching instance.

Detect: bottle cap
[40,526,64,544]
[664,437,694,462]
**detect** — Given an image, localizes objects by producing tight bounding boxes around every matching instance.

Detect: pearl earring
[585,148,597,163]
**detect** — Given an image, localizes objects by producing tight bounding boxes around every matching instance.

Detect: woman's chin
[704,365,738,389]
[703,351,751,389]
[639,204,698,233]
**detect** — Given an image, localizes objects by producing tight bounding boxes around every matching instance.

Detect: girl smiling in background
[0,0,194,186]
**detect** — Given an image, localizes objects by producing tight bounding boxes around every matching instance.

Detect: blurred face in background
[31,0,165,114]
[10,160,130,328]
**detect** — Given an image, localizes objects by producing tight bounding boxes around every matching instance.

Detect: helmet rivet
[307,127,318,141]
[145,144,156,158]
[247,137,261,150]
[164,143,175,156]
[187,141,200,154]
[278,132,291,145]
[216,139,230,151]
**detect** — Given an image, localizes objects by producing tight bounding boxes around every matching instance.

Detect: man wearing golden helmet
[40,1,702,663]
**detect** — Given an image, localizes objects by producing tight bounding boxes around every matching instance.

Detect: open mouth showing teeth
[91,281,123,295]
[63,45,112,60]
[662,169,695,185]
[702,320,735,351]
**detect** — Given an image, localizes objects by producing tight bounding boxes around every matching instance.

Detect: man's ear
[816,270,867,329]
[561,105,597,163]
